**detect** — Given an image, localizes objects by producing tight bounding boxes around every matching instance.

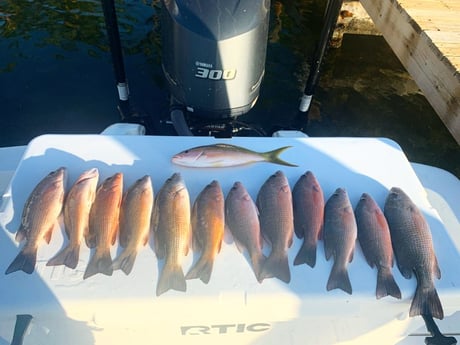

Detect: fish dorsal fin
[213,143,248,152]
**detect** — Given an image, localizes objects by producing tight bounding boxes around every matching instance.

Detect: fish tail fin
[376,267,401,299]
[185,257,213,284]
[251,252,266,283]
[112,251,137,275]
[83,250,113,279]
[5,246,37,274]
[410,285,444,320]
[264,146,298,167]
[293,241,317,268]
[156,264,186,296]
[327,262,352,294]
[46,244,80,269]
[259,252,290,283]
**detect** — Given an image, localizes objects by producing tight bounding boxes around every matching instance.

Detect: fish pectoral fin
[348,249,354,263]
[183,243,190,256]
[85,232,96,248]
[318,226,323,240]
[111,228,118,246]
[44,226,54,244]
[142,232,150,246]
[15,227,27,242]
[233,238,245,253]
[324,244,333,261]
[399,265,413,279]
[119,228,129,248]
[154,240,166,259]
[192,231,202,252]
[434,256,441,279]
[288,232,294,248]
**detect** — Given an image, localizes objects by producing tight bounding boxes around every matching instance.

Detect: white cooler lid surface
[0,134,459,343]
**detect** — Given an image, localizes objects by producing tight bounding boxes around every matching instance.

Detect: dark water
[0,0,459,177]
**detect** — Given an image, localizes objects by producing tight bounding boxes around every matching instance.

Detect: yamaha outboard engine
[161,0,271,133]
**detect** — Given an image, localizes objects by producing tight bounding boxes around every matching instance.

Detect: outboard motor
[161,0,271,133]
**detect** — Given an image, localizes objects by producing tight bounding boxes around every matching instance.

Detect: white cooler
[1,135,459,345]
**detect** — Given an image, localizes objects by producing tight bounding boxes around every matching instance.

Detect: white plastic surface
[100,123,146,136]
[1,134,459,345]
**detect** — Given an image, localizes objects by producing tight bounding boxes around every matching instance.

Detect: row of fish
[171,144,443,318]
[293,172,442,320]
[4,167,443,319]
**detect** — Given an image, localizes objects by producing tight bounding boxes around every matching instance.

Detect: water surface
[0,0,458,177]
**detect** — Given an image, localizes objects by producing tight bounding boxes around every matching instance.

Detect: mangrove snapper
[355,193,401,299]
[47,168,98,269]
[6,167,67,274]
[256,171,294,283]
[84,173,123,279]
[384,187,443,319]
[152,173,191,296]
[225,181,265,282]
[186,180,224,284]
[292,171,324,267]
[323,188,357,294]
[112,175,154,275]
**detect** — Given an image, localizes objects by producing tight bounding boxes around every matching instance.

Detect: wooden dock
[357,0,460,145]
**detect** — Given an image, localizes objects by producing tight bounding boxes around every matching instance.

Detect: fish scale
[47,168,99,269]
